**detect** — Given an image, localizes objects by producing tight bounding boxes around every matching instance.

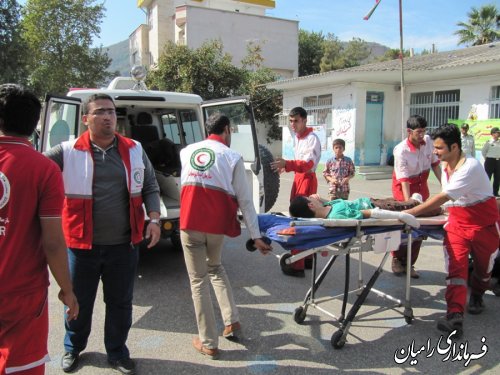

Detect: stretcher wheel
[279,253,293,270]
[293,306,307,324]
[404,307,414,324]
[331,330,346,349]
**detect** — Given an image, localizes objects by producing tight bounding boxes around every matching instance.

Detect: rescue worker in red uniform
[405,124,499,339]
[391,115,441,279]
[271,107,321,276]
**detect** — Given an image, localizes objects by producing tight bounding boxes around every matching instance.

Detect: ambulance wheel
[259,144,280,212]
[331,330,346,349]
[293,306,307,324]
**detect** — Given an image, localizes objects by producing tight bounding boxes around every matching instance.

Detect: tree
[455,4,500,46]
[341,38,370,68]
[319,33,344,72]
[148,40,243,100]
[21,0,112,97]
[0,0,28,84]
[320,35,371,73]
[298,29,325,76]
[377,48,411,62]
[148,40,282,141]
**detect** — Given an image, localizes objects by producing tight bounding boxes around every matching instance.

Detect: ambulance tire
[259,144,280,212]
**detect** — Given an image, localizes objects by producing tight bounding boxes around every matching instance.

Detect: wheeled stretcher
[256,214,447,349]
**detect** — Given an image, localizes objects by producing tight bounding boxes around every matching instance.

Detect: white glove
[370,208,420,228]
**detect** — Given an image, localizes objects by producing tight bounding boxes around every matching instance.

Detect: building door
[364,92,384,165]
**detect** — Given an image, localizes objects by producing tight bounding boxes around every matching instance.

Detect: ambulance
[37,66,279,249]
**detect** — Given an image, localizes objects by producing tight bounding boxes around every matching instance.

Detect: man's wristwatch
[150,219,161,227]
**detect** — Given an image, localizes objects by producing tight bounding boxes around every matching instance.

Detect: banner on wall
[448,119,500,158]
[282,125,326,161]
[281,106,356,165]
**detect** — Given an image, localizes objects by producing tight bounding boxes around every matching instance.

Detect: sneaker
[468,293,485,314]
[61,352,79,373]
[108,357,136,375]
[391,257,405,275]
[223,322,241,338]
[437,312,464,338]
[411,193,423,203]
[410,266,420,279]
[192,337,219,360]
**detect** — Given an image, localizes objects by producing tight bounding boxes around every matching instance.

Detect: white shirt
[442,156,492,208]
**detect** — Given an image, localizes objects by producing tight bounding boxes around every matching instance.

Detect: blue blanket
[258,214,445,251]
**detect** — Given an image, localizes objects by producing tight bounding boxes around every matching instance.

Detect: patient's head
[289,196,320,218]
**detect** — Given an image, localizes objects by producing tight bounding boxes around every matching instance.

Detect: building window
[490,86,500,119]
[302,94,333,127]
[409,89,460,130]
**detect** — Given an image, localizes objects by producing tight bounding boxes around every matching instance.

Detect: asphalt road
[44,173,500,374]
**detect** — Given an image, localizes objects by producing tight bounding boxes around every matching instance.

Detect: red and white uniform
[392,134,440,201]
[0,136,64,373]
[60,132,145,249]
[180,135,260,239]
[285,127,321,200]
[441,156,499,314]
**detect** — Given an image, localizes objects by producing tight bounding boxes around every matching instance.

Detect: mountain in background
[365,41,390,61]
[105,39,131,77]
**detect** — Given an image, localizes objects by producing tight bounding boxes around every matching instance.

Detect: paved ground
[45,172,500,374]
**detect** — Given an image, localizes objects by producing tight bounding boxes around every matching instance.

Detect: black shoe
[281,267,305,277]
[304,258,313,269]
[437,312,464,338]
[108,357,136,375]
[61,352,79,373]
[468,293,485,314]
[491,279,500,296]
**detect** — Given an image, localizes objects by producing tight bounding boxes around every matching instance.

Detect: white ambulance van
[37,67,279,249]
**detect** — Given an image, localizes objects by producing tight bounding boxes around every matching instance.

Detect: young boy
[289,194,430,227]
[323,138,355,200]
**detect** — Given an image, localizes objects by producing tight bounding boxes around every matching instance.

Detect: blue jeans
[64,243,138,361]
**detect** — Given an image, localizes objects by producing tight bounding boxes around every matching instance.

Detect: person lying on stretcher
[289,194,443,228]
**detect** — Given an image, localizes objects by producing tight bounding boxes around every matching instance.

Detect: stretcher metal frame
[257,214,446,349]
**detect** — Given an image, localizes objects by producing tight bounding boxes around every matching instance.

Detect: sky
[18,0,498,52]
[89,0,496,52]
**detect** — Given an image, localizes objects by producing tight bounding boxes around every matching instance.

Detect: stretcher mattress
[257,214,447,251]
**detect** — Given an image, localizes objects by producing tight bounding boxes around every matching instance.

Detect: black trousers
[484,157,500,196]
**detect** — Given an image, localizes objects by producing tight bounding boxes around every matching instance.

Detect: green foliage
[240,68,283,142]
[312,33,371,73]
[339,38,370,68]
[455,4,500,46]
[21,0,112,97]
[376,48,411,61]
[0,0,28,84]
[298,29,324,76]
[148,40,282,141]
[148,40,243,100]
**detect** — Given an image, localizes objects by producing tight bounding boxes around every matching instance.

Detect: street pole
[399,0,405,139]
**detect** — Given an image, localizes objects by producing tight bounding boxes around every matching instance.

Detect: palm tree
[455,4,500,46]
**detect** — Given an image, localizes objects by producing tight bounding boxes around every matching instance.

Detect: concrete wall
[184,6,298,78]
[278,74,500,165]
[406,76,500,121]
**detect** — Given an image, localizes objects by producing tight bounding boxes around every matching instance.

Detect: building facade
[130,0,298,78]
[268,42,500,166]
